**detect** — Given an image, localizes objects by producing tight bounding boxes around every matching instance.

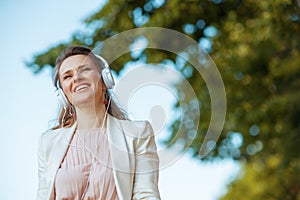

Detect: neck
[75,102,108,130]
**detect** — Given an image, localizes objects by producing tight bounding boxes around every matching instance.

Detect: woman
[37,46,161,200]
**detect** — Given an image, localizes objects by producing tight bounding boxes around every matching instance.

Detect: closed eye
[81,67,91,72]
[63,74,72,80]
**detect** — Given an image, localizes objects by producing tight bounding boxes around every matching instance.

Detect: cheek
[61,81,73,99]
[94,75,104,90]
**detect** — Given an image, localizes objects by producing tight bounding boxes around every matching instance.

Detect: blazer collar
[47,122,77,200]
[52,122,77,167]
[107,114,131,200]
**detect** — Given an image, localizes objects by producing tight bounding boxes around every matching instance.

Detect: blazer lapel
[107,115,132,200]
[47,123,77,199]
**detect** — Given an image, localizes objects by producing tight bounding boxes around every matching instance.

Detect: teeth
[75,84,88,92]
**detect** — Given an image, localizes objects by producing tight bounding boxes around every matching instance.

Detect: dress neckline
[75,127,106,133]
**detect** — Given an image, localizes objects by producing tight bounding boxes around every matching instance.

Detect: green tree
[27,0,300,199]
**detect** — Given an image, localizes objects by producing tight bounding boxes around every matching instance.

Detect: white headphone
[55,54,115,109]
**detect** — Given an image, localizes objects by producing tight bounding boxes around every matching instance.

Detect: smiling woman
[52,46,127,129]
[37,46,161,200]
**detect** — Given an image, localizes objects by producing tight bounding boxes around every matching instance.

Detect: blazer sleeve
[132,121,161,200]
[37,133,48,200]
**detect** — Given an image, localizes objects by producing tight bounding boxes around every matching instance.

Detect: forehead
[59,54,95,73]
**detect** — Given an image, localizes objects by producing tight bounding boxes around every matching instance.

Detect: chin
[72,94,94,106]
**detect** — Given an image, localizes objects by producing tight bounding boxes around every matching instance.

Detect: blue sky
[0,0,240,199]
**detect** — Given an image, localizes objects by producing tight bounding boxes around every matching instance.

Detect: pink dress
[54,128,119,200]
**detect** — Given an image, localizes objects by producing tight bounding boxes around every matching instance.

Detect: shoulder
[40,122,77,141]
[38,127,66,152]
[120,119,150,129]
[117,118,154,138]
[40,128,64,142]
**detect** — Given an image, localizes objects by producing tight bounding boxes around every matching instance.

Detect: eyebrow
[61,64,87,76]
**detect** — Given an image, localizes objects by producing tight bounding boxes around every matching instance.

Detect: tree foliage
[27,0,300,198]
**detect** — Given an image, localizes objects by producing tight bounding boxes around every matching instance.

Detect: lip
[73,83,90,93]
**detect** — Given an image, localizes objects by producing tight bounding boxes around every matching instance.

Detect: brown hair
[52,46,128,129]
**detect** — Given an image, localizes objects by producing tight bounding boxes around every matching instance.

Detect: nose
[73,70,83,82]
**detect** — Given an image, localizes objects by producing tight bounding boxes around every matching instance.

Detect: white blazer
[37,114,161,200]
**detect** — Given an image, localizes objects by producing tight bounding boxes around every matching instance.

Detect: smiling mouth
[74,84,90,93]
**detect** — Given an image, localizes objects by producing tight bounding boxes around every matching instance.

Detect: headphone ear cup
[101,67,115,89]
[55,88,70,109]
[94,54,115,89]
